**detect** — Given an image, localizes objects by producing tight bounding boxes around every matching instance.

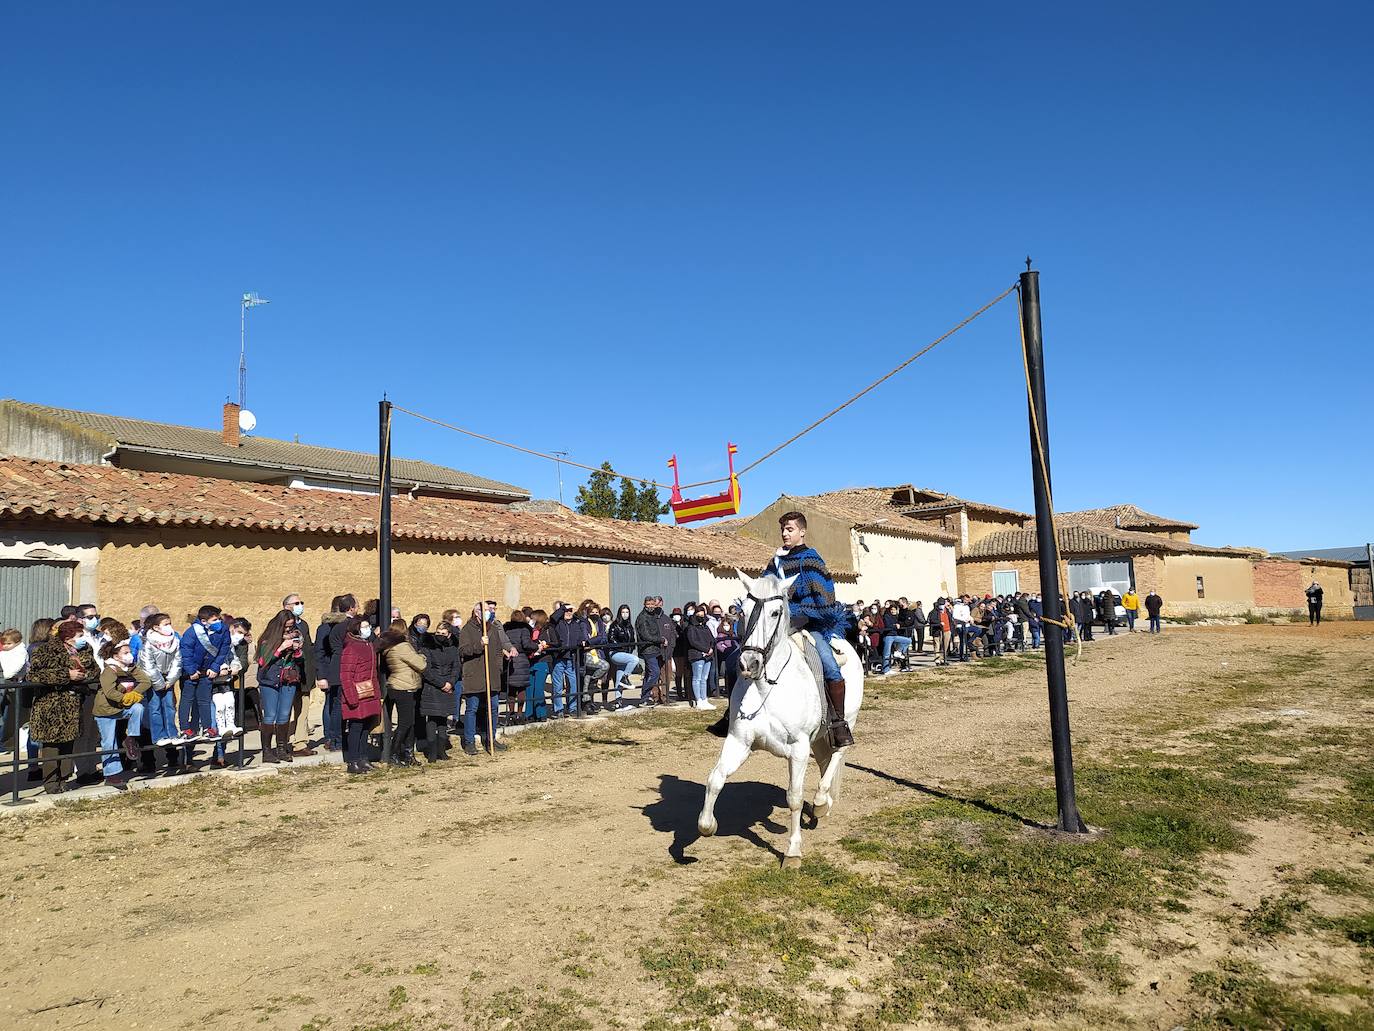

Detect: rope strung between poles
[390,282,1020,491]
[734,282,1019,478]
[1014,283,1082,664]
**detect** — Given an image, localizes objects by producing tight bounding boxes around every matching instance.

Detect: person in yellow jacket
[96,639,149,789]
[1121,589,1140,633]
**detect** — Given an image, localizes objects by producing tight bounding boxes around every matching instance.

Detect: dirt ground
[2,623,1371,1031]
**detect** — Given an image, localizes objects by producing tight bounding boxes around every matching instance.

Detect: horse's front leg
[698,733,749,837]
[782,741,809,869]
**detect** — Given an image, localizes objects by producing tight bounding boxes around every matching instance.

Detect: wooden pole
[1019,265,1087,834]
[480,603,496,755]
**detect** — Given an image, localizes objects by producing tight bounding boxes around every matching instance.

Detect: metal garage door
[0,560,73,640]
[609,563,698,615]
[1067,559,1133,596]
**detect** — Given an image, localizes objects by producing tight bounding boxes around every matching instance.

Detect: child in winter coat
[1,628,28,682]
[96,640,149,789]
[137,613,182,753]
[210,619,249,744]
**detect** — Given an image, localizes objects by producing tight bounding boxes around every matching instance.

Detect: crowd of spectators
[0,584,1164,795]
[847,586,1164,669]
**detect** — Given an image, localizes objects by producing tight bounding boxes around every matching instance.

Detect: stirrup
[829,719,854,748]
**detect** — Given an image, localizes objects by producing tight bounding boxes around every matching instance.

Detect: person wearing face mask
[931,598,952,666]
[25,620,90,793]
[67,606,110,782]
[313,594,359,753]
[178,605,231,768]
[459,601,512,753]
[254,609,307,765]
[672,605,692,702]
[339,616,381,774]
[418,619,460,761]
[138,613,183,771]
[205,619,246,762]
[277,593,320,759]
[544,602,589,720]
[380,617,427,767]
[580,601,612,713]
[684,608,716,711]
[95,639,148,789]
[606,605,641,709]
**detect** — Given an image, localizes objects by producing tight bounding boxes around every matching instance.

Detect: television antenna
[239,292,271,410]
[550,450,569,505]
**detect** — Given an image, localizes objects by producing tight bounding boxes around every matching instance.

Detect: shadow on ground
[639,774,791,865]
[848,761,1052,829]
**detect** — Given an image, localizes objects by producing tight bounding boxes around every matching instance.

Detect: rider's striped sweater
[765,546,849,637]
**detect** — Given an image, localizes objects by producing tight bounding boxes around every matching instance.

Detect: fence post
[4,686,35,806]
[235,674,247,769]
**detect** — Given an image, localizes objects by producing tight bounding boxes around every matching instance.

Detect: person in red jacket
[339,617,381,775]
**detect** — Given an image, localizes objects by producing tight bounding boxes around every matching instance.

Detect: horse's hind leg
[813,744,847,822]
[698,734,749,837]
[782,743,809,869]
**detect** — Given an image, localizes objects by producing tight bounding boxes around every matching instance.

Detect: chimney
[222,402,241,448]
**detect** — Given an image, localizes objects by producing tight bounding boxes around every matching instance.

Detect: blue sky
[3,2,1370,550]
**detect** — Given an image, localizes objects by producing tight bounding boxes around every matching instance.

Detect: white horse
[697,570,863,868]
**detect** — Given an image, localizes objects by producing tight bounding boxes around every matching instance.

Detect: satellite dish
[238,409,258,433]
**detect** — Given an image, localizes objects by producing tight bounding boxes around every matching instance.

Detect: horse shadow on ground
[637,774,791,865]
[847,761,1053,830]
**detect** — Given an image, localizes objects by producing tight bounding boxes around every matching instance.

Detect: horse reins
[737,589,793,718]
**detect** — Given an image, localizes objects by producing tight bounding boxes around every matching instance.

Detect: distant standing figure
[1305,581,1324,625]
[1144,589,1163,634]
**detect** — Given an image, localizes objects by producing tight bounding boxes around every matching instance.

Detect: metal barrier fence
[1,674,254,807]
[0,636,747,803]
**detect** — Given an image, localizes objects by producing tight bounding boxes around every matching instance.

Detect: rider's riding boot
[824,679,855,748]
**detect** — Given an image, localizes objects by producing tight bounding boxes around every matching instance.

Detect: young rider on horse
[708,510,855,747]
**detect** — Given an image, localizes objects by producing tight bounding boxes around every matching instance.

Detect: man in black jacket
[1097,590,1118,636]
[1306,581,1324,625]
[635,597,664,704]
[658,598,681,702]
[312,593,357,752]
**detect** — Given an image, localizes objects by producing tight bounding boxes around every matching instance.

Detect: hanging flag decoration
[668,443,741,524]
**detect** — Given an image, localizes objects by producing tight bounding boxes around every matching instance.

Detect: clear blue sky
[4,3,1370,550]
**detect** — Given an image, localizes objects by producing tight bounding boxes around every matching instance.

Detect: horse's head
[735,568,797,682]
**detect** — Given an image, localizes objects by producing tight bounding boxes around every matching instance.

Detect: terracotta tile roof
[889,486,1033,521]
[0,458,778,568]
[1038,503,1199,532]
[1,400,528,500]
[963,524,1261,560]
[778,490,959,544]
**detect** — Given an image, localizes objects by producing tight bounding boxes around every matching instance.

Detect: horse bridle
[738,589,792,693]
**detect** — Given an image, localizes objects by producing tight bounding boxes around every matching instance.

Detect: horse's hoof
[698,817,717,837]
[813,799,832,822]
[782,854,802,870]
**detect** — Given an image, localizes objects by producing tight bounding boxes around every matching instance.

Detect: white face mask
[231,632,245,646]
[360,625,373,640]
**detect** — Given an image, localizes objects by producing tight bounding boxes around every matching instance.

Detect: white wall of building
[837,530,957,605]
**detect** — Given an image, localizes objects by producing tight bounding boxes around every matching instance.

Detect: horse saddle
[790,631,825,686]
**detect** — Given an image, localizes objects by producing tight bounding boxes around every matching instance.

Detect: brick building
[727,487,960,604]
[0,457,779,639]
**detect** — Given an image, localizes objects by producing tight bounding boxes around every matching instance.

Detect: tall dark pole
[1019,266,1088,834]
[378,398,393,761]
[378,398,393,631]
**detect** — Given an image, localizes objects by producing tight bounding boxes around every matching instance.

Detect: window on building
[1196,576,1205,599]
[993,570,1020,596]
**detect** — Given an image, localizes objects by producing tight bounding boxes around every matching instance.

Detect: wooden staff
[480,602,496,755]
